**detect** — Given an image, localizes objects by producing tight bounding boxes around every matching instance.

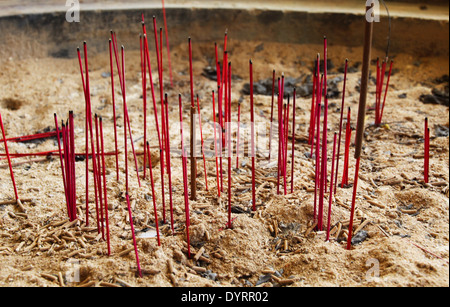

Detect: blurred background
[0,0,448,59]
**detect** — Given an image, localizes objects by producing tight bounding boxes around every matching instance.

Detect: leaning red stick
[108,39,120,182]
[76,47,90,225]
[335,59,348,194]
[0,113,19,202]
[0,131,57,144]
[318,93,329,231]
[424,118,430,183]
[99,118,111,255]
[146,142,161,246]
[326,132,337,241]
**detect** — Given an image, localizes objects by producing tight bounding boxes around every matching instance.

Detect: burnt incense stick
[99,118,111,255]
[326,132,338,242]
[146,142,161,246]
[335,59,348,194]
[347,3,374,250]
[0,113,19,202]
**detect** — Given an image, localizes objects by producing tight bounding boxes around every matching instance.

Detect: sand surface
[0,35,449,287]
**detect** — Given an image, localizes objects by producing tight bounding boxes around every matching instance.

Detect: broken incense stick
[425,118,430,183]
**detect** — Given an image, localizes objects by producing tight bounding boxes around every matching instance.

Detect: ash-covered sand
[0,39,448,287]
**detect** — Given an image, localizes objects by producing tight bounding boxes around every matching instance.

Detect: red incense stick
[108,39,120,182]
[318,94,329,231]
[335,59,348,194]
[379,60,394,125]
[424,118,430,183]
[236,102,241,169]
[140,35,148,180]
[197,95,209,191]
[141,32,162,149]
[0,131,57,144]
[54,114,69,214]
[178,94,191,258]
[146,142,161,246]
[313,102,321,223]
[0,112,19,202]
[94,115,105,239]
[269,70,276,161]
[326,132,337,241]
[227,61,233,227]
[164,94,174,233]
[161,0,174,86]
[290,89,297,194]
[99,118,111,255]
[342,107,352,187]
[346,157,361,250]
[276,77,282,195]
[212,91,221,197]
[249,60,256,211]
[126,193,143,277]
